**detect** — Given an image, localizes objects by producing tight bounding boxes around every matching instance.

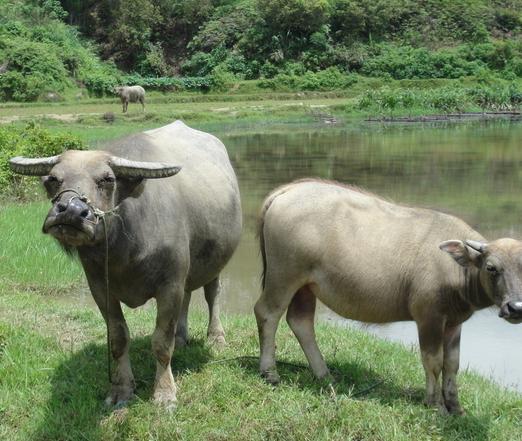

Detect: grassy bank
[1,288,522,441]
[2,77,522,146]
[1,201,521,440]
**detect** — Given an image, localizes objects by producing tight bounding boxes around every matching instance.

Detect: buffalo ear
[115,177,144,202]
[439,240,484,267]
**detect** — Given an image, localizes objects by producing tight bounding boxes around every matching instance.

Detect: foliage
[0,123,85,198]
[357,82,522,115]
[259,67,358,91]
[361,45,485,80]
[3,0,522,101]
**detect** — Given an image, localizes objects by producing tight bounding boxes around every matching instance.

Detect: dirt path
[0,113,101,124]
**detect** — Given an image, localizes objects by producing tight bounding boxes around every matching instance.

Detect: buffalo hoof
[105,384,135,408]
[261,368,280,385]
[207,333,226,348]
[153,390,177,412]
[446,403,465,416]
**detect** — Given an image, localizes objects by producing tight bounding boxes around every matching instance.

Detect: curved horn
[9,155,60,176]
[109,156,181,179]
[465,239,486,253]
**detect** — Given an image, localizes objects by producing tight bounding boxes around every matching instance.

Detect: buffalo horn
[465,239,486,253]
[109,156,181,179]
[9,156,60,176]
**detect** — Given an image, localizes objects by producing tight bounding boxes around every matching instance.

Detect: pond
[208,118,522,392]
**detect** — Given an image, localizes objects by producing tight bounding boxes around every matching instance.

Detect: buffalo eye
[486,263,499,274]
[43,175,62,188]
[97,176,115,188]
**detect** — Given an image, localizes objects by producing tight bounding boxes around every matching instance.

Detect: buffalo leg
[140,98,145,111]
[175,291,191,348]
[90,292,135,406]
[442,324,464,415]
[417,320,445,413]
[151,285,184,409]
[254,278,299,384]
[204,277,226,346]
[286,287,330,380]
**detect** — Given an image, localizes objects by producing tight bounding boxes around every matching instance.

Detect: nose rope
[52,188,115,384]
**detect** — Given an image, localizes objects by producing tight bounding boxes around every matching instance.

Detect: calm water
[77,119,522,391]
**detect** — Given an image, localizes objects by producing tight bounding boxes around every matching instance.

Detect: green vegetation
[1,286,521,440]
[2,1,522,101]
[0,123,85,199]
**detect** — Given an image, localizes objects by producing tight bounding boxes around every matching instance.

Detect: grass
[0,201,83,293]
[2,83,522,439]
[0,204,521,440]
[3,76,521,145]
[1,288,521,441]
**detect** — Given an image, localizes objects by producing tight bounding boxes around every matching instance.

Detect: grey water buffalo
[9,121,242,408]
[255,179,522,415]
[115,85,145,113]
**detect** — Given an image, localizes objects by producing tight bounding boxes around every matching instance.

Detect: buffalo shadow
[31,336,212,441]
[232,355,492,441]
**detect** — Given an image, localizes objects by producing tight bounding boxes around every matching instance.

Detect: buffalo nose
[54,198,94,222]
[507,301,522,315]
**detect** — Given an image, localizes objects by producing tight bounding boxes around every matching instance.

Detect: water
[65,119,522,392]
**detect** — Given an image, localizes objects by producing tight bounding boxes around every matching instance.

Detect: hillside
[1,0,522,101]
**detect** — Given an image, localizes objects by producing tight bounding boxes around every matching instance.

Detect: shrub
[361,45,484,80]
[259,67,357,91]
[424,87,468,113]
[0,124,85,199]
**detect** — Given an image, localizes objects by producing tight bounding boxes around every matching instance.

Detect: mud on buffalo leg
[286,286,331,380]
[175,291,192,348]
[417,319,446,413]
[442,324,464,415]
[151,284,184,409]
[204,277,226,346]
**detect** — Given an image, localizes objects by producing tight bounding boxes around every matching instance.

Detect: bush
[0,124,85,200]
[361,44,484,80]
[259,67,357,91]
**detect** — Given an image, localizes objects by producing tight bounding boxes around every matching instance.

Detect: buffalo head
[440,238,522,324]
[10,150,180,247]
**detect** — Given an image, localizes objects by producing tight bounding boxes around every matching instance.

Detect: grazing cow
[9,121,242,409]
[255,179,522,415]
[114,85,145,113]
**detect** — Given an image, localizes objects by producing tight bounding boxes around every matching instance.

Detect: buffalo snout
[43,197,97,245]
[499,301,522,323]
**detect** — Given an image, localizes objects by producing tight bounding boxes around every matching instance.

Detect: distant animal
[9,121,242,409]
[114,85,145,113]
[255,179,522,415]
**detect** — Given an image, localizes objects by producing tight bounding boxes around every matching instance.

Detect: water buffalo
[9,121,242,409]
[255,179,522,415]
[114,85,145,113]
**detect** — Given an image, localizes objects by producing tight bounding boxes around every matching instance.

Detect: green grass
[0,203,521,440]
[0,288,521,441]
[0,201,83,293]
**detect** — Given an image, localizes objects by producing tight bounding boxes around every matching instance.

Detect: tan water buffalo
[255,179,522,415]
[114,85,145,113]
[9,121,242,409]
